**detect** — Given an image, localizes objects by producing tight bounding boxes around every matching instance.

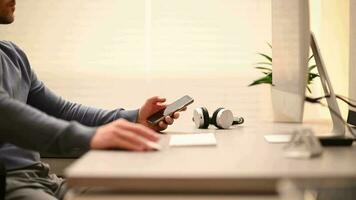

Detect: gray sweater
[0,41,138,170]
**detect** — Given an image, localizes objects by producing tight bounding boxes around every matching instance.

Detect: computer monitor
[264,33,345,143]
[266,1,351,144]
[264,34,346,144]
[271,0,310,123]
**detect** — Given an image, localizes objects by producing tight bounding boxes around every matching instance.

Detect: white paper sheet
[264,134,292,143]
[169,133,217,147]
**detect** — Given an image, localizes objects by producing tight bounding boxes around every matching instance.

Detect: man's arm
[0,89,96,154]
[27,74,138,126]
[0,89,161,153]
[0,42,180,153]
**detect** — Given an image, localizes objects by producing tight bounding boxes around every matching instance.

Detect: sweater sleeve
[0,88,96,154]
[27,74,139,126]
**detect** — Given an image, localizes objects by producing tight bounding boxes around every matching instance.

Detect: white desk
[64,118,356,193]
[63,77,356,198]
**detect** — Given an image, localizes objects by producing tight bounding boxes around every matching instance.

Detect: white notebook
[169,133,217,147]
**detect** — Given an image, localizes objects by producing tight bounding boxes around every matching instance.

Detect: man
[0,0,184,199]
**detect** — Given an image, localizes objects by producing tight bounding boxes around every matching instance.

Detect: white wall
[0,0,272,77]
[0,0,272,110]
[350,0,356,113]
[1,0,350,121]
[320,0,350,118]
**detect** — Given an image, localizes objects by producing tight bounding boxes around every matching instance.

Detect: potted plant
[249,45,319,93]
[249,44,319,122]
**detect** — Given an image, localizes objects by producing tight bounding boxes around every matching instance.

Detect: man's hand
[90,119,160,151]
[137,96,184,131]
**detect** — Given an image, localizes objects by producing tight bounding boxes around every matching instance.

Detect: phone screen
[147,95,194,125]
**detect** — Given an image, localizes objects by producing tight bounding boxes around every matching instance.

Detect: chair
[0,161,5,200]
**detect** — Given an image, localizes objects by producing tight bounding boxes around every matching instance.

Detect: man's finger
[158,121,168,130]
[172,112,180,119]
[154,104,166,109]
[156,103,167,107]
[148,96,166,104]
[164,116,174,125]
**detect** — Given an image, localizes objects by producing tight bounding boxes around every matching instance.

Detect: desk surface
[64,79,356,193]
[65,119,356,193]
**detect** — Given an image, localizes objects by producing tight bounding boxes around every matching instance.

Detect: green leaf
[257,53,272,62]
[307,86,311,93]
[307,73,319,86]
[255,66,272,71]
[248,73,272,86]
[256,62,272,66]
[308,64,317,71]
[250,43,319,95]
[309,72,319,80]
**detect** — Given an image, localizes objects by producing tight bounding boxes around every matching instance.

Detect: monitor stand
[310,33,355,146]
[265,34,355,146]
[310,33,345,138]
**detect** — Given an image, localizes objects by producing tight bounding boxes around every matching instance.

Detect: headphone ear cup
[193,107,210,129]
[211,108,224,129]
[217,109,234,129]
[201,107,210,128]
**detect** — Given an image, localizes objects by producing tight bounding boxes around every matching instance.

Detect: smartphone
[147,95,194,125]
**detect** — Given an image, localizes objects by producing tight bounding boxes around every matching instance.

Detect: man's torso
[0,41,40,170]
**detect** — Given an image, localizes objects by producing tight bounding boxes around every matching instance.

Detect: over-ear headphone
[192,107,244,129]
